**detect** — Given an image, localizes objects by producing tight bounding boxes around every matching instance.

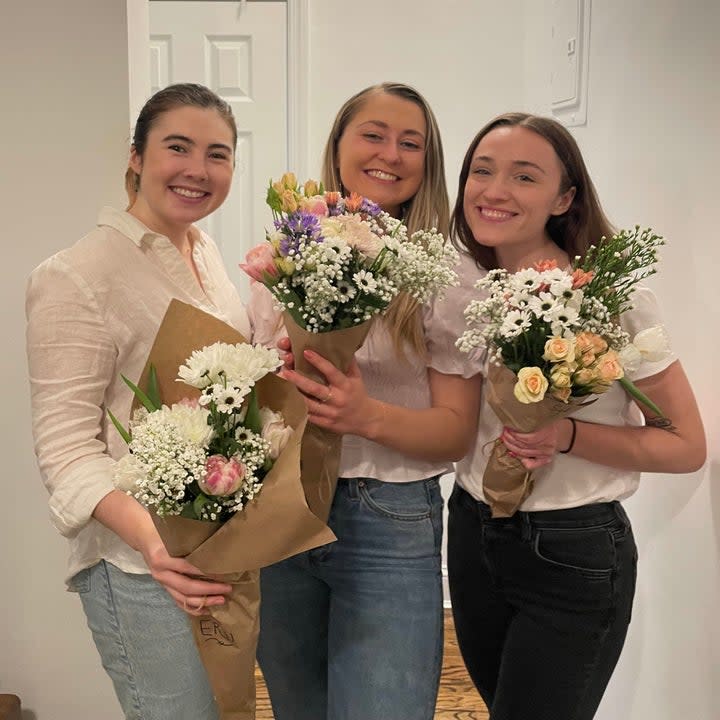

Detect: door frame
[127,0,309,177]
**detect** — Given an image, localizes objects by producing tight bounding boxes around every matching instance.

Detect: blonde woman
[249,83,483,720]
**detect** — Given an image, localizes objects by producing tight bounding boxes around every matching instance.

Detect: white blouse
[26,207,251,583]
[455,285,676,510]
[249,251,486,483]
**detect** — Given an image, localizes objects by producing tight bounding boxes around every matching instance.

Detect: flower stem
[618,376,665,418]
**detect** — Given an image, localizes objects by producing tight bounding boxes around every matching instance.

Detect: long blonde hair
[321,82,449,357]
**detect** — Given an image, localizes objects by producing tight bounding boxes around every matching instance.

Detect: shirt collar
[97,206,207,248]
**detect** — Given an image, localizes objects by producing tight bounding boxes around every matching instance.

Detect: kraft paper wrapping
[483,363,592,518]
[282,312,372,523]
[135,299,336,719]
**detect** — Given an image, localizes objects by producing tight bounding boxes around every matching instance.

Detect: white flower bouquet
[458,226,670,517]
[110,299,335,720]
[240,173,459,522]
[112,341,291,522]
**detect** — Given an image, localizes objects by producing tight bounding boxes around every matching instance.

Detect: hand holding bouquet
[458,227,670,517]
[241,173,459,521]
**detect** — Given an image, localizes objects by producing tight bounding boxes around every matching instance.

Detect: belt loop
[520,511,532,542]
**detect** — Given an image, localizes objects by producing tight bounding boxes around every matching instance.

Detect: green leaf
[121,373,160,412]
[244,388,262,433]
[266,181,282,213]
[618,376,666,418]
[180,502,199,519]
[192,493,211,519]
[107,409,131,444]
[146,365,162,409]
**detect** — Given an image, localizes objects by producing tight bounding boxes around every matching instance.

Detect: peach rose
[550,363,574,388]
[550,386,572,403]
[513,367,549,404]
[595,350,624,383]
[534,259,558,272]
[324,191,341,207]
[543,336,576,363]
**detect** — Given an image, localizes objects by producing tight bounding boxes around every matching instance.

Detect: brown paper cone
[483,363,592,518]
[282,312,372,523]
[135,299,337,719]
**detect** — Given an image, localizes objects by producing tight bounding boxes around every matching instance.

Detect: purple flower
[360,198,382,217]
[277,212,322,256]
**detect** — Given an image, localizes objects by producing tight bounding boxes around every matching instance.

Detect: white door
[149,1,288,300]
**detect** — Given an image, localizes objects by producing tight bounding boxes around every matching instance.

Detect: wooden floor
[255,610,489,719]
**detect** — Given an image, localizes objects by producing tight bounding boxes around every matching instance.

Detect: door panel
[149,1,288,300]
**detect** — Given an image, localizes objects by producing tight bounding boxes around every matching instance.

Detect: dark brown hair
[450,112,614,269]
[125,83,237,207]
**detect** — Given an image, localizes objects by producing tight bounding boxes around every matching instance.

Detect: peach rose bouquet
[458,226,669,517]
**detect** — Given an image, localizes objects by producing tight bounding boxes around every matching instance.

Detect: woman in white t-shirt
[26,84,249,720]
[447,113,706,720]
[248,83,484,720]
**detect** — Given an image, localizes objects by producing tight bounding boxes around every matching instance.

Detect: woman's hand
[141,536,232,615]
[501,418,573,470]
[93,490,232,616]
[279,349,382,437]
[277,335,294,369]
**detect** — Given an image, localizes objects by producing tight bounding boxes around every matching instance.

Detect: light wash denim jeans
[70,560,218,720]
[257,476,444,720]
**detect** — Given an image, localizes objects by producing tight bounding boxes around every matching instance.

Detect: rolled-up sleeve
[26,257,118,538]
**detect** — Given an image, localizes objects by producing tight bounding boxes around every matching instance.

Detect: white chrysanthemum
[177,342,281,389]
[511,268,541,292]
[113,453,145,493]
[162,403,214,446]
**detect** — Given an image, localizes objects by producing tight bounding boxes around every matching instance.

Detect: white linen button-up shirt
[26,207,250,584]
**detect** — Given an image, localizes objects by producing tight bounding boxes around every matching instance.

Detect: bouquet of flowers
[241,173,459,521]
[110,300,335,720]
[458,226,669,517]
[242,172,459,333]
[112,341,291,522]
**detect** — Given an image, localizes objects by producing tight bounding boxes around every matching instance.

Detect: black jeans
[448,484,637,720]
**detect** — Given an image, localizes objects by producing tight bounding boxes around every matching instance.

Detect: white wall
[523,2,719,719]
[0,2,132,718]
[2,1,716,718]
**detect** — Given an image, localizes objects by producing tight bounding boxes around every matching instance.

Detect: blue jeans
[448,484,637,720]
[257,476,444,720]
[71,560,218,720]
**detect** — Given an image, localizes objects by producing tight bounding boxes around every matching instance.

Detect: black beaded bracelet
[559,417,577,454]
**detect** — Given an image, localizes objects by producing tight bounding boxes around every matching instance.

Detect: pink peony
[240,244,279,283]
[199,455,246,496]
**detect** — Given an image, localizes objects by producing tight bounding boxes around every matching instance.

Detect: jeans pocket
[532,526,615,576]
[67,566,91,594]
[358,478,433,521]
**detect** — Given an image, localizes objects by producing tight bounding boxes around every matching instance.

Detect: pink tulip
[199,455,246,496]
[240,244,279,283]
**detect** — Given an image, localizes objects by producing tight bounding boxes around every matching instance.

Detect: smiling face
[128,105,235,243]
[335,91,427,218]
[463,125,575,269]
